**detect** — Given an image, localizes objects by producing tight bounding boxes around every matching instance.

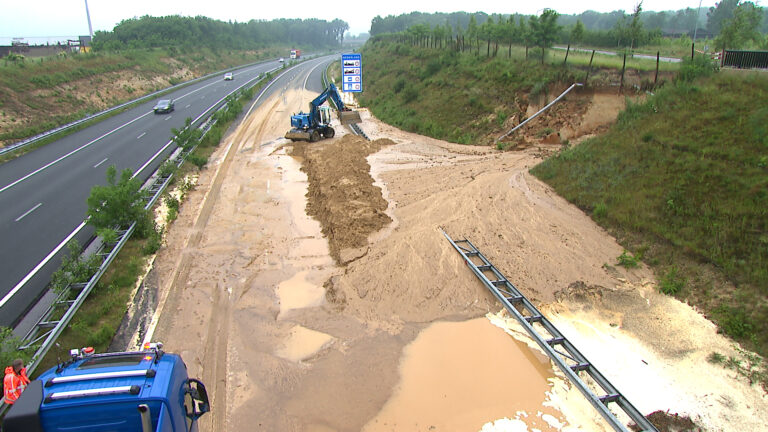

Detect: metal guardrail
[442,231,657,432]
[12,66,284,380]
[0,58,279,157]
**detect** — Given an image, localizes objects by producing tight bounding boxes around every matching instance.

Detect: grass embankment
[357,40,675,146]
[0,46,284,146]
[531,71,768,358]
[358,41,574,145]
[33,79,266,375]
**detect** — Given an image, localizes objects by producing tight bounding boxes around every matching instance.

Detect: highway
[0,55,333,327]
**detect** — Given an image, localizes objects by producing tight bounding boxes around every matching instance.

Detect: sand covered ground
[143,81,767,431]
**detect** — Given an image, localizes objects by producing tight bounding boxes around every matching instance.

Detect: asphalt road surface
[0,55,334,327]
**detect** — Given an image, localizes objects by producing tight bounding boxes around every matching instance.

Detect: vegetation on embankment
[30,80,264,376]
[357,40,576,145]
[357,38,768,361]
[531,69,768,357]
[0,47,281,146]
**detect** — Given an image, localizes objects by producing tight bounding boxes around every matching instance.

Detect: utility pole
[693,0,703,42]
[84,0,94,39]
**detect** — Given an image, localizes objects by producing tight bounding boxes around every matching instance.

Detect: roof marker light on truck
[44,385,141,403]
[45,369,156,387]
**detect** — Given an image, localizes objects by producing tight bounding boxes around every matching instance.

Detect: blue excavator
[285,83,361,142]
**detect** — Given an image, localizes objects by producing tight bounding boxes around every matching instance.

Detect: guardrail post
[654,51,660,86]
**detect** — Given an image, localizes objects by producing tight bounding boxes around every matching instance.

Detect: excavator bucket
[338,110,362,125]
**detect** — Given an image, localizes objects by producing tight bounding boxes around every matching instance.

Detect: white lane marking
[137,132,146,139]
[164,116,172,121]
[185,104,191,108]
[15,203,42,222]
[1,221,87,308]
[93,158,108,168]
[0,112,152,194]
[0,78,227,194]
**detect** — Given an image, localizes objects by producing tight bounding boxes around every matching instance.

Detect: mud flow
[145,82,768,432]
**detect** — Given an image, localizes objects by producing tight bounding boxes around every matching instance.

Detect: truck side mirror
[186,378,210,419]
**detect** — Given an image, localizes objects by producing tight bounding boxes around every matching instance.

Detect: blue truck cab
[4,343,209,432]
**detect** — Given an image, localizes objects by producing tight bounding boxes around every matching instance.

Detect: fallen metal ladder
[442,231,657,432]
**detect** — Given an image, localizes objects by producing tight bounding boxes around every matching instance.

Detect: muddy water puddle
[275,270,326,317]
[275,152,324,237]
[275,325,334,362]
[364,317,565,432]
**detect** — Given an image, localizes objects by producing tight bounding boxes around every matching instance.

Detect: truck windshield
[77,353,147,370]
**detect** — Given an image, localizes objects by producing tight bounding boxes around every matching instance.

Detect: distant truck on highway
[290,49,301,59]
[4,342,210,432]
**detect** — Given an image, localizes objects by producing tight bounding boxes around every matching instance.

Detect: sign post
[341,53,362,93]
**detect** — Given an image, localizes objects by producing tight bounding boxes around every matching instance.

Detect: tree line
[92,15,349,51]
[370,1,768,50]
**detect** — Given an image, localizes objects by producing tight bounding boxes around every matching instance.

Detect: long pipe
[496,83,583,144]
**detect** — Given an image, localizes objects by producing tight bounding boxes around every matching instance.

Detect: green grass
[358,40,678,146]
[358,42,579,145]
[531,71,768,357]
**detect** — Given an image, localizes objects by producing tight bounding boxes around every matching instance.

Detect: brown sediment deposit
[145,80,767,432]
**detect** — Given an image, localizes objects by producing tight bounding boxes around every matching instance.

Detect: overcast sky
[2,0,728,44]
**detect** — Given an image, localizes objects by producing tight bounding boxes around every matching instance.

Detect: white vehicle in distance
[224,72,234,80]
[279,57,284,63]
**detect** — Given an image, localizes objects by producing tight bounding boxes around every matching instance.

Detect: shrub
[659,266,686,295]
[676,54,718,83]
[187,153,207,168]
[593,202,607,218]
[617,250,640,268]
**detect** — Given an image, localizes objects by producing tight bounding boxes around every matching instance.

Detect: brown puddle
[363,317,566,432]
[275,270,326,318]
[277,152,324,236]
[275,325,334,363]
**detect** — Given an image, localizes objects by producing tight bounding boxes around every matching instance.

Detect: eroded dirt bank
[148,83,767,432]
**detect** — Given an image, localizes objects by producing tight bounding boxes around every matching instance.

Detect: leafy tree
[93,16,349,51]
[571,20,585,45]
[629,1,645,50]
[529,9,561,64]
[708,0,741,34]
[715,1,763,49]
[172,117,202,151]
[0,327,31,369]
[86,165,148,231]
[50,240,102,292]
[468,15,479,54]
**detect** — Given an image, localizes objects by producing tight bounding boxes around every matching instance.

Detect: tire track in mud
[152,97,281,431]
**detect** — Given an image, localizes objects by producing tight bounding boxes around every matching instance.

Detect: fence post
[691,42,695,60]
[654,51,660,86]
[585,50,595,84]
[620,52,627,90]
[564,43,570,65]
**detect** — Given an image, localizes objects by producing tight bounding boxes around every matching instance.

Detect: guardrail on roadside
[10,65,282,379]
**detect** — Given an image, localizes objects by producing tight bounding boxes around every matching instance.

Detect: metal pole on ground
[564,44,570,65]
[620,52,627,90]
[585,50,595,84]
[654,51,660,86]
